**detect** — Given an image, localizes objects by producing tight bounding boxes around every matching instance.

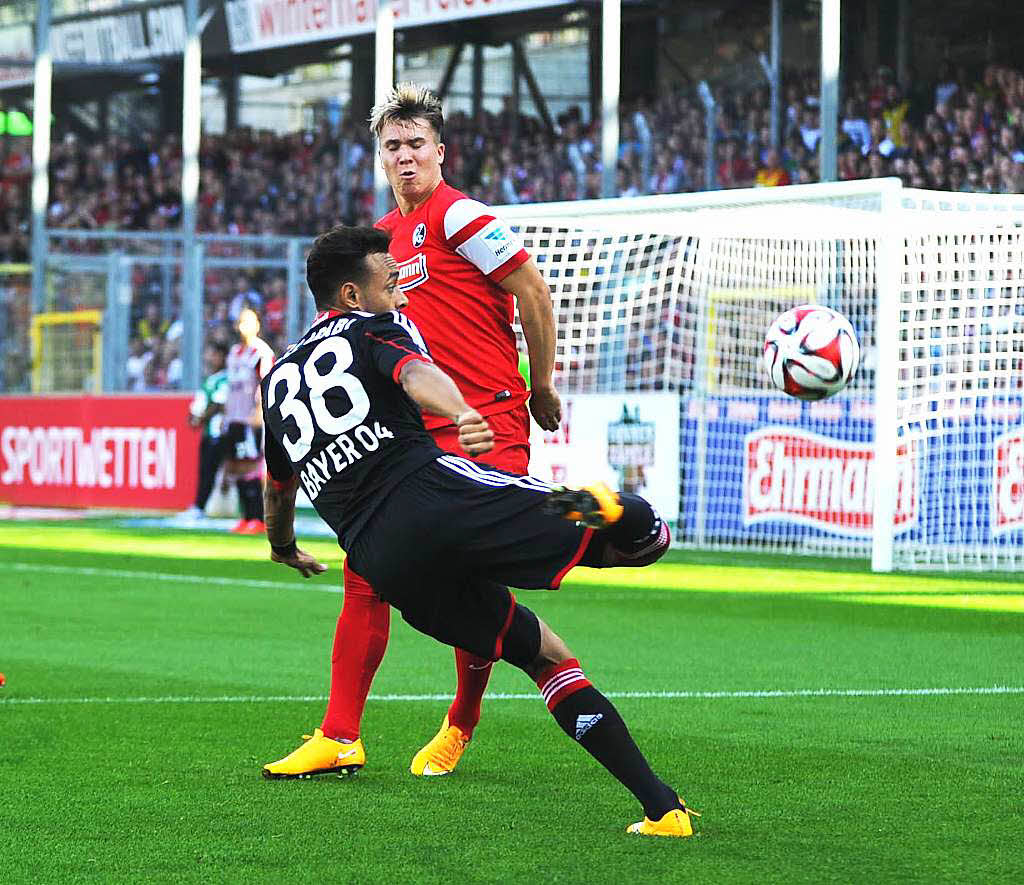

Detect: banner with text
[50,4,186,65]
[0,396,198,510]
[530,393,680,524]
[680,393,1024,547]
[0,25,33,90]
[225,0,572,53]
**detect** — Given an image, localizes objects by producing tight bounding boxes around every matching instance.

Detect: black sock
[237,479,263,520]
[536,659,679,820]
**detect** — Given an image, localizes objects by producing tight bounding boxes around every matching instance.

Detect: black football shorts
[223,421,262,461]
[344,455,592,660]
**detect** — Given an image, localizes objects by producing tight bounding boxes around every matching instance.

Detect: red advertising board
[742,427,918,536]
[0,396,198,510]
[994,430,1024,534]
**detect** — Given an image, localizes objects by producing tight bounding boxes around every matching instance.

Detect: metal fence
[1,230,316,394]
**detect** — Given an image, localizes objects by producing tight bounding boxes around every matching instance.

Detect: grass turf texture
[1,521,1022,884]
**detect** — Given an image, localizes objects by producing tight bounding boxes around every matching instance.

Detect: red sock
[320,560,390,742]
[446,647,493,738]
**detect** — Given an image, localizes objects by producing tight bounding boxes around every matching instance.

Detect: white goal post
[499,179,1024,572]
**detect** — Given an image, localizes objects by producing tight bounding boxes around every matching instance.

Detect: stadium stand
[5,61,1024,392]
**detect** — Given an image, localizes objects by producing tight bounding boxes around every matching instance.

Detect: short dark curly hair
[306,225,392,310]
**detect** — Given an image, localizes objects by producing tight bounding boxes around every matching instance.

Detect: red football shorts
[430,404,530,474]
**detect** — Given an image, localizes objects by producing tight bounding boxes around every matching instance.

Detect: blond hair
[369,82,444,141]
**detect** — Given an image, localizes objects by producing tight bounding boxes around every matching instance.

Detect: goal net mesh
[506,183,1024,571]
[897,227,1024,570]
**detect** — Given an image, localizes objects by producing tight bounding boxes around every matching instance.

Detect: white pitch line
[2,561,340,594]
[1,686,1022,707]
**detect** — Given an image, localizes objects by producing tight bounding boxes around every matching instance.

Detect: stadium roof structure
[0,1,620,82]
[0,0,668,152]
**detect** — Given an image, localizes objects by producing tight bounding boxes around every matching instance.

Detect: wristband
[270,539,298,558]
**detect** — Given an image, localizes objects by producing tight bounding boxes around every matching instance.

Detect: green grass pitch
[1,521,1022,883]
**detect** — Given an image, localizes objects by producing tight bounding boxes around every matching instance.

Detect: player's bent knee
[499,604,542,670]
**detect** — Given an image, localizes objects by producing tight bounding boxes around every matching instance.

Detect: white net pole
[870,187,901,571]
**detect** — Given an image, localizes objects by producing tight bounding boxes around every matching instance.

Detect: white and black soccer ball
[763,305,860,401]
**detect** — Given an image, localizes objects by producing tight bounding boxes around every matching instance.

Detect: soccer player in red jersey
[263,84,560,779]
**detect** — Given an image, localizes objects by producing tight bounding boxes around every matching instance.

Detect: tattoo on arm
[264,479,298,548]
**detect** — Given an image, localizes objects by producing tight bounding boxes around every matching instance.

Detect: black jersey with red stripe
[261,309,442,546]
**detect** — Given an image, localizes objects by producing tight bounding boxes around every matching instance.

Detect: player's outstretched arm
[500,261,562,432]
[263,476,328,578]
[398,360,494,456]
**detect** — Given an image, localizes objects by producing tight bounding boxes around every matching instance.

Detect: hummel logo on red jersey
[397,253,429,291]
[575,713,603,740]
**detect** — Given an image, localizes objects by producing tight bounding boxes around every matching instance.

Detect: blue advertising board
[678,394,1024,550]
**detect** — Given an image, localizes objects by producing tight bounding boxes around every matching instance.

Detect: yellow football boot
[409,715,469,776]
[262,728,365,779]
[543,482,625,528]
[627,801,700,838]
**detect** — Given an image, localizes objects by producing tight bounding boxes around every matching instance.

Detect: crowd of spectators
[115,269,289,392]
[3,60,1022,250]
[3,60,1024,392]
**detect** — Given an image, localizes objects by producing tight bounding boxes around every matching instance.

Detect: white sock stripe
[542,675,584,704]
[541,668,584,694]
[541,668,586,702]
[540,669,585,700]
[629,522,671,559]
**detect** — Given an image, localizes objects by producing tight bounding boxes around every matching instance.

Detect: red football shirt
[377,180,530,430]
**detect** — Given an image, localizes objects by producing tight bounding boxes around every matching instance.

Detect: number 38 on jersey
[261,310,433,507]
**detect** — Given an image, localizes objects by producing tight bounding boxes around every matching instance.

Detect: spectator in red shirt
[718,139,754,188]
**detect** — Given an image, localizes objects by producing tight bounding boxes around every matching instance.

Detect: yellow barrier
[29,310,103,393]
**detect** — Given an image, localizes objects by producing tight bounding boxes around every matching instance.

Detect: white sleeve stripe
[454,236,520,278]
[390,311,430,356]
[455,222,525,276]
[443,198,494,241]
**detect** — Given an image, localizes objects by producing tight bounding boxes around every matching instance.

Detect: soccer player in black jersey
[260,225,697,837]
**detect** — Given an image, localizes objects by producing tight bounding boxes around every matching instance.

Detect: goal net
[501,179,1024,572]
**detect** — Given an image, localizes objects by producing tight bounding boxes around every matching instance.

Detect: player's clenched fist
[455,410,494,456]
